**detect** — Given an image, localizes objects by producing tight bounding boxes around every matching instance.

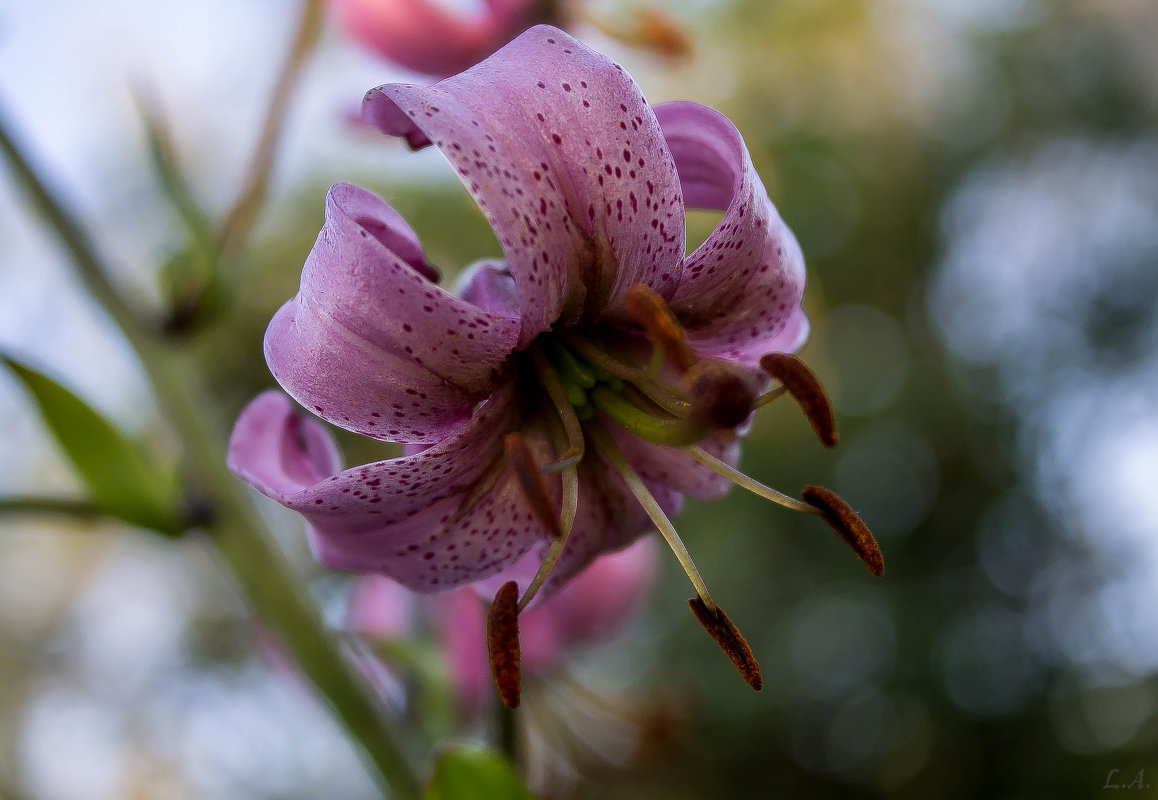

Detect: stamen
[504,434,563,539]
[561,332,690,416]
[682,359,760,430]
[625,285,698,373]
[563,331,665,383]
[688,597,762,690]
[540,448,581,474]
[683,445,821,514]
[755,384,788,409]
[577,5,693,61]
[487,581,522,708]
[632,8,693,60]
[518,461,578,611]
[519,414,579,611]
[545,339,598,392]
[590,386,710,447]
[623,379,691,419]
[759,353,839,447]
[528,346,585,461]
[584,419,716,611]
[801,486,885,577]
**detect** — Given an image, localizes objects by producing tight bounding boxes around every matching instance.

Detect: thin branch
[218,0,325,256]
[0,106,147,339]
[0,496,105,520]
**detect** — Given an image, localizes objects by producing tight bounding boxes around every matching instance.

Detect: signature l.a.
[1104,769,1151,790]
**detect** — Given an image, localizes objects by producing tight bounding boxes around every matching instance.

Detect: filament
[682,445,820,515]
[585,419,716,611]
[529,345,586,463]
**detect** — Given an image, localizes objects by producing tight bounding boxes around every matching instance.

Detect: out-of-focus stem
[0,497,104,519]
[218,0,324,256]
[0,104,422,800]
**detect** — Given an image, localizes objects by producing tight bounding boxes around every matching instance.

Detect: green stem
[218,0,324,257]
[0,102,422,800]
[0,496,105,519]
[497,702,519,768]
[0,108,149,340]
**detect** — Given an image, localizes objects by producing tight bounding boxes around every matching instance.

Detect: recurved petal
[456,259,522,320]
[232,380,555,592]
[227,390,343,497]
[682,206,807,365]
[363,26,686,347]
[656,102,806,364]
[265,182,521,443]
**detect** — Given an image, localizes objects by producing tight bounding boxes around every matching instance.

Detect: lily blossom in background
[327,0,555,78]
[351,537,659,710]
[229,26,881,700]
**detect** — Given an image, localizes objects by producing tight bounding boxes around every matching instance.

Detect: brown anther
[626,285,698,373]
[759,353,838,447]
[684,359,760,430]
[801,486,885,577]
[688,597,763,691]
[633,8,693,60]
[487,581,521,708]
[504,433,562,538]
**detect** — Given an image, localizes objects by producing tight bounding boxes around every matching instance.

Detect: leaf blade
[3,356,184,535]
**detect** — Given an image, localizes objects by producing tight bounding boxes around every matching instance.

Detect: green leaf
[425,746,536,800]
[3,355,185,535]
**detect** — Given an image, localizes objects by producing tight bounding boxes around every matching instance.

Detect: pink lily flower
[229,26,881,697]
[328,0,555,78]
[350,537,658,710]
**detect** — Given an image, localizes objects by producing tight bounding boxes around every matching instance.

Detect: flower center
[487,284,885,705]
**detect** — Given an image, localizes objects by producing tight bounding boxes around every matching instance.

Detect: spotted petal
[265,182,521,443]
[228,381,558,592]
[657,101,807,365]
[363,25,687,347]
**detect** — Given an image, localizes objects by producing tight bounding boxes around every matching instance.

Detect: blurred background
[2,0,1157,797]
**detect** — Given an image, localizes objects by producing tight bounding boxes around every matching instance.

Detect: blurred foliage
[2,0,1158,797]
[2,356,184,534]
[424,747,535,800]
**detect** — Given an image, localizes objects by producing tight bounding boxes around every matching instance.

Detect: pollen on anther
[801,486,885,577]
[760,353,838,447]
[689,597,762,690]
[487,581,521,708]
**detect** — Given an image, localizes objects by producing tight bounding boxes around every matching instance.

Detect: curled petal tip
[760,353,838,447]
[487,581,522,708]
[688,597,762,691]
[801,486,885,577]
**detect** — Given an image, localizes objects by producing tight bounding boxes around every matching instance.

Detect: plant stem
[218,0,324,257]
[0,103,423,800]
[0,497,105,519]
[497,702,519,769]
